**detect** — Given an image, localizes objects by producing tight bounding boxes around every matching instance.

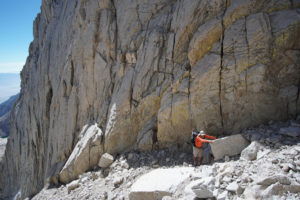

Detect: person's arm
[205,135,216,140]
[200,138,214,143]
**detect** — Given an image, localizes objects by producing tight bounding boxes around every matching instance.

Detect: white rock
[113,177,124,188]
[98,153,114,168]
[162,196,173,200]
[226,181,243,195]
[217,191,228,200]
[67,180,80,193]
[190,177,215,198]
[184,181,198,200]
[241,141,261,161]
[129,167,193,200]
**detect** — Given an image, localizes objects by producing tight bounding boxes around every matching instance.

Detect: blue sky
[0,0,41,73]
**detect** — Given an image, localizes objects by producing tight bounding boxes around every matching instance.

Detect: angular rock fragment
[226,181,243,195]
[190,177,215,198]
[98,153,114,168]
[240,141,261,161]
[59,124,103,183]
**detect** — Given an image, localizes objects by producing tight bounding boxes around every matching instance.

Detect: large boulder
[129,167,193,200]
[210,134,250,160]
[59,124,103,183]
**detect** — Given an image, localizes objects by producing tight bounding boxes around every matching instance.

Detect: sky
[0,0,41,73]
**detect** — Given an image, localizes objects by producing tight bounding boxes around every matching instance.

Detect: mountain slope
[1,0,300,199]
[0,94,19,137]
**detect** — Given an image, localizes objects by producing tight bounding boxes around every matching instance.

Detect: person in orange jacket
[191,130,216,166]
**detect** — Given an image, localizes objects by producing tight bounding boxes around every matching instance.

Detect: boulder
[98,153,114,168]
[59,124,103,183]
[129,167,193,200]
[190,177,215,198]
[240,141,261,161]
[210,134,250,160]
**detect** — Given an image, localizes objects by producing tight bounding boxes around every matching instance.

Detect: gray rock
[257,175,291,186]
[210,134,250,160]
[98,153,114,168]
[250,133,261,142]
[279,127,300,137]
[240,141,261,161]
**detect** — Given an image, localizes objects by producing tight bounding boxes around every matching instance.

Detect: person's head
[199,130,205,138]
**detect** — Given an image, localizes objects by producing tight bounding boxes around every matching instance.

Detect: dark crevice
[296,79,300,118]
[218,0,229,134]
[290,0,294,9]
[95,50,108,63]
[244,16,250,94]
[70,60,74,87]
[152,126,158,150]
[46,87,53,120]
[186,62,193,129]
[111,0,118,62]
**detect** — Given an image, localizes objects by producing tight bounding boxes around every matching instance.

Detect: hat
[199,130,205,136]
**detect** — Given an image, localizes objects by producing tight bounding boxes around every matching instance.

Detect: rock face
[1,0,300,198]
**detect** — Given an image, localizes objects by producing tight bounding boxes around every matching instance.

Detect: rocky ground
[30,118,300,200]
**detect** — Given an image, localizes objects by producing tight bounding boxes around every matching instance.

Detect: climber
[191,130,216,166]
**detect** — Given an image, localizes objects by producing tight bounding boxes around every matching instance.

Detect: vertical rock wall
[1,0,300,198]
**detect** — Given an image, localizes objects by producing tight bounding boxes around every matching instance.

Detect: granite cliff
[1,0,300,199]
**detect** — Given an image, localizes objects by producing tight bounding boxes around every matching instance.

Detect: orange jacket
[195,134,216,148]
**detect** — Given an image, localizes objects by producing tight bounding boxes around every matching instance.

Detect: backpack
[191,131,199,145]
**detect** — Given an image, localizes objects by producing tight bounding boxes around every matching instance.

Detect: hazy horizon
[0,73,20,103]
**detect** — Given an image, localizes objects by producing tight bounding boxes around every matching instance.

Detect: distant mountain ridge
[0,94,19,137]
[0,73,20,103]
